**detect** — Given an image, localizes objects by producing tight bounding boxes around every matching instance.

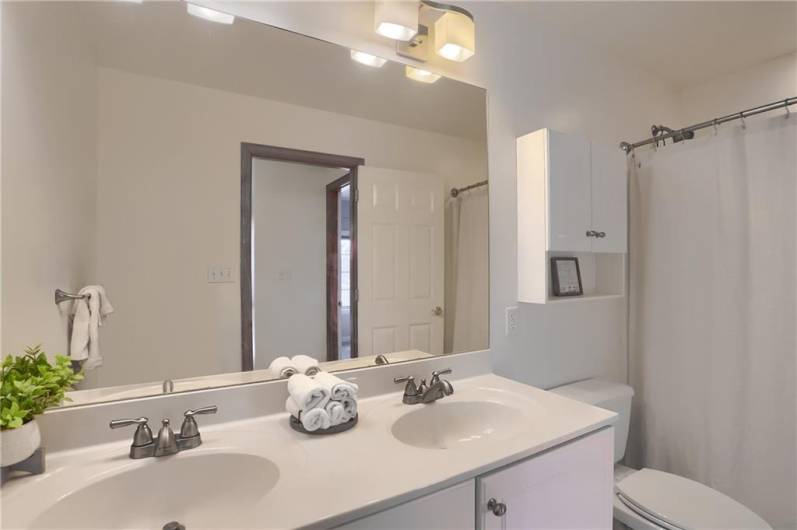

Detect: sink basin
[26,452,279,529]
[391,399,533,450]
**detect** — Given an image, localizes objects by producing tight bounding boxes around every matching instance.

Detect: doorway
[240,143,364,370]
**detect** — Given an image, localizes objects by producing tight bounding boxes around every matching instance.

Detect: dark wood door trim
[241,143,364,371]
[325,173,351,362]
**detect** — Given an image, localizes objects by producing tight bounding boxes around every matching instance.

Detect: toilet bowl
[550,379,771,530]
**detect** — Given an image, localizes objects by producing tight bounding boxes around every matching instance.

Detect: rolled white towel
[339,396,358,422]
[313,371,359,400]
[325,400,345,426]
[292,355,320,376]
[269,357,298,379]
[287,373,330,411]
[286,397,331,432]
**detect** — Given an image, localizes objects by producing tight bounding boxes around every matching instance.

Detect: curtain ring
[713,118,719,135]
[739,112,747,130]
[785,100,791,119]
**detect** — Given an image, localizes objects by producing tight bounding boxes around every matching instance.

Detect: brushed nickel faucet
[110,406,217,459]
[394,369,454,405]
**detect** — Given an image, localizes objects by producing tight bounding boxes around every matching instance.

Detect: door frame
[326,173,354,362]
[240,143,364,371]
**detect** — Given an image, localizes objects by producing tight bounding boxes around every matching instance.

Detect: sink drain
[163,522,185,530]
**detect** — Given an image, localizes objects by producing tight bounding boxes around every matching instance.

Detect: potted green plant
[1,346,82,467]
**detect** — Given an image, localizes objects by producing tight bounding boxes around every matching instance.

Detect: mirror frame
[240,143,366,370]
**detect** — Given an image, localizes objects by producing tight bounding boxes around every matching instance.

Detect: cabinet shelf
[546,293,624,303]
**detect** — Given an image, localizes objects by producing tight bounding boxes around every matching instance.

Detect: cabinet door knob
[585,230,597,238]
[597,231,606,238]
[487,498,507,517]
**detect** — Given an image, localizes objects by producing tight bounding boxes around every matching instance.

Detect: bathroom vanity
[1,369,615,529]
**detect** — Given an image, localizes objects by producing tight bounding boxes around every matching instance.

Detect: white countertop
[2,374,616,529]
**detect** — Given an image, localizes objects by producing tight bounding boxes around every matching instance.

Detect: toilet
[550,379,772,530]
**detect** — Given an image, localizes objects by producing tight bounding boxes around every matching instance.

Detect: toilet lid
[616,468,771,530]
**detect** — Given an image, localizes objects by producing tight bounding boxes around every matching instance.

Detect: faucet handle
[394,375,419,396]
[184,405,218,418]
[180,406,218,439]
[431,368,452,384]
[109,417,153,447]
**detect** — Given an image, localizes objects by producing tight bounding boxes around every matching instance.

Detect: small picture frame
[550,257,583,297]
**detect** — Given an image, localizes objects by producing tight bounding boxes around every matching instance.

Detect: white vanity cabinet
[335,480,476,530]
[517,127,627,303]
[335,428,614,530]
[478,427,614,530]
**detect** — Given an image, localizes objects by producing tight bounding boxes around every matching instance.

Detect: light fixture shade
[405,65,441,84]
[350,50,388,68]
[434,10,475,62]
[186,3,235,25]
[374,1,418,41]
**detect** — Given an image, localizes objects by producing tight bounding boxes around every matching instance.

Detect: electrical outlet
[505,306,519,336]
[207,265,234,283]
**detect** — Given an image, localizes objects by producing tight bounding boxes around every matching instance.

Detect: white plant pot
[0,419,41,467]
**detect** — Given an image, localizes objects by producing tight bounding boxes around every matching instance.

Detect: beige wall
[678,52,797,123]
[252,159,346,367]
[93,67,486,387]
[1,3,97,358]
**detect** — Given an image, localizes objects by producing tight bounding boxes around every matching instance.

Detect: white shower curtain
[445,188,489,354]
[629,114,796,529]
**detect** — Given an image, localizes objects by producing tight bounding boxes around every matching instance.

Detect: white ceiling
[523,1,797,89]
[77,2,486,141]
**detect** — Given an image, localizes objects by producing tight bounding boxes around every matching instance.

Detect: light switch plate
[505,306,519,336]
[207,265,234,283]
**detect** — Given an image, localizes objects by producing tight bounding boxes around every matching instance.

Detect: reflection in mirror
[1,1,488,407]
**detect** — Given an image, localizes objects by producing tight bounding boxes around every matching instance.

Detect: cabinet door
[590,143,627,253]
[478,428,614,530]
[335,479,475,530]
[546,130,592,252]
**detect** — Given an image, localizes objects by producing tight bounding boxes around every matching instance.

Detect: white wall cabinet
[334,429,614,530]
[517,128,627,303]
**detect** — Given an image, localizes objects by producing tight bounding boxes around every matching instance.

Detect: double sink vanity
[2,360,616,530]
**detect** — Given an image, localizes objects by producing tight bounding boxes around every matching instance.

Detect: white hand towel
[313,371,359,400]
[70,285,114,370]
[269,356,298,378]
[285,397,330,432]
[325,400,345,426]
[287,373,330,410]
[292,355,320,375]
[339,397,358,422]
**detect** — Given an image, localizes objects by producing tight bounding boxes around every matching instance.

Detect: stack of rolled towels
[269,355,320,378]
[286,371,359,432]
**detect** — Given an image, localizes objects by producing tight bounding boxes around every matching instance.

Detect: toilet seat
[615,468,772,530]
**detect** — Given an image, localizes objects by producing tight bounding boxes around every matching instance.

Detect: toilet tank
[550,379,634,463]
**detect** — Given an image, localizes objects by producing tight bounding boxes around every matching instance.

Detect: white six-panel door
[357,167,444,356]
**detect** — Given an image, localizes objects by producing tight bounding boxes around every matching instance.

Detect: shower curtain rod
[619,96,796,153]
[451,180,488,197]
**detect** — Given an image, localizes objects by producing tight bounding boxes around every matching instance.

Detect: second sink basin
[391,397,536,450]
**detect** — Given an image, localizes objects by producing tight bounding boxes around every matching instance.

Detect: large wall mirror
[2,1,488,407]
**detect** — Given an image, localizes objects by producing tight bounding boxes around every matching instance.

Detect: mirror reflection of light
[350,50,388,68]
[405,66,441,84]
[186,3,235,25]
